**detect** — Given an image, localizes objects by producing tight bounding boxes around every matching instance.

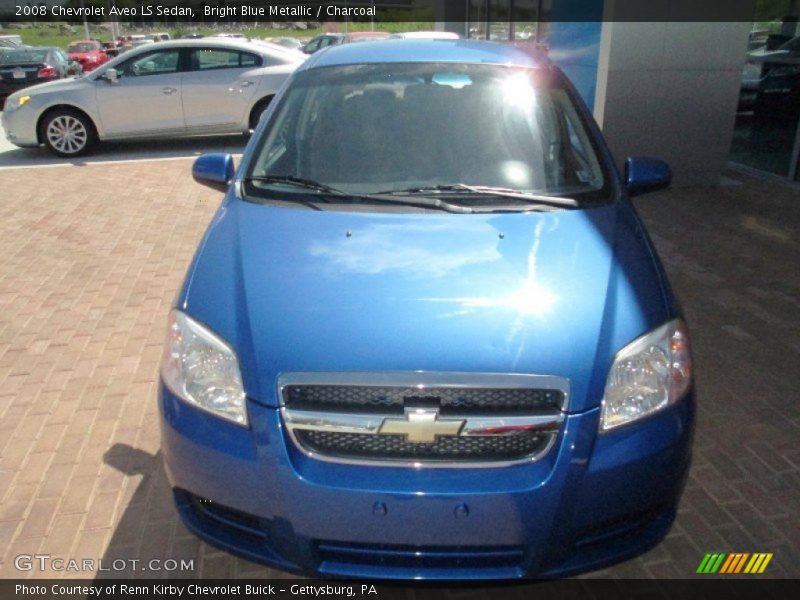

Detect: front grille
[297,429,550,462]
[284,384,564,414]
[281,374,567,467]
[316,540,524,571]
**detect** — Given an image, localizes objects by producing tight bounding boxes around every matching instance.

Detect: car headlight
[600,319,691,431]
[160,310,247,426]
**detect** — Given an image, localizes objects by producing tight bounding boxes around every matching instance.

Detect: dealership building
[435,0,800,185]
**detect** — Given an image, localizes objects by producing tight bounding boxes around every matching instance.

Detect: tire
[41,109,97,157]
[248,96,273,131]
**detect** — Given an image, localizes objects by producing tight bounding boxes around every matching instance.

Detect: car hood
[181,198,671,413]
[15,76,85,95]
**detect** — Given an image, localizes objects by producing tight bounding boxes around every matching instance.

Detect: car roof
[391,31,460,39]
[346,31,390,38]
[4,46,56,51]
[103,38,305,64]
[300,39,545,71]
[138,38,279,51]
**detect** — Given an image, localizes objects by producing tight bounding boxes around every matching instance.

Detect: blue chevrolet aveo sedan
[159,40,694,579]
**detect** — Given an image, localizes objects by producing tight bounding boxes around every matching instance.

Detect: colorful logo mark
[697,552,773,574]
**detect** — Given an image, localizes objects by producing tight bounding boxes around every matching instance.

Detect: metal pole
[108,1,116,41]
[80,0,91,40]
[509,0,515,40]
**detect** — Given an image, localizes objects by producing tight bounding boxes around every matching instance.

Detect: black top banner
[0,0,767,24]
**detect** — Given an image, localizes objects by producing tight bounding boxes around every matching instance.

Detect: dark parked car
[0,38,25,58]
[0,47,78,103]
[0,35,24,49]
[740,35,800,118]
[302,31,390,54]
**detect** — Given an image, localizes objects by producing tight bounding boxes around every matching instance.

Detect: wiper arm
[243,176,469,213]
[379,183,579,208]
[367,194,473,214]
[245,175,345,196]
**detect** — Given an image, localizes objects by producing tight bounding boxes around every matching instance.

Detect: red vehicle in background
[67,40,108,72]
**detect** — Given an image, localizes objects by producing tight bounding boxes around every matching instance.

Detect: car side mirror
[625,157,672,197]
[102,68,119,83]
[193,153,235,193]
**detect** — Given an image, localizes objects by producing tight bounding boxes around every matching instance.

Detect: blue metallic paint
[161,384,693,578]
[300,39,545,72]
[625,156,673,197]
[161,40,693,579]
[192,152,235,192]
[180,200,669,416]
[548,21,603,109]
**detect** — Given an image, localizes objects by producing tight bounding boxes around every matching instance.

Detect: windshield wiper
[245,175,346,196]
[244,176,471,213]
[377,183,579,208]
[243,177,559,214]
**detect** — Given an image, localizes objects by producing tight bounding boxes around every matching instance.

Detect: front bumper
[160,384,694,579]
[2,101,40,147]
[0,80,34,102]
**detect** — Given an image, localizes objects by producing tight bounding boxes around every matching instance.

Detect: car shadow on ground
[98,443,290,579]
[0,135,247,169]
[98,444,204,580]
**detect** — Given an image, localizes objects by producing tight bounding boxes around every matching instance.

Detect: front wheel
[248,96,273,131]
[41,109,97,157]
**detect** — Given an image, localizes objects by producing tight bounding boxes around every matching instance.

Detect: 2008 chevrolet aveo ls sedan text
[159,40,694,579]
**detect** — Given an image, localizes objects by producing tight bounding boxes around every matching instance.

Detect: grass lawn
[16,22,436,50]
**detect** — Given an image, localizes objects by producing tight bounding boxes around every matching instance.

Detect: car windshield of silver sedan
[244,62,611,211]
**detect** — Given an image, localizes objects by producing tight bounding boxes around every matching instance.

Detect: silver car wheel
[46,116,88,155]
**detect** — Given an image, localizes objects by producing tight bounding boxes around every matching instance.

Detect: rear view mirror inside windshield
[432,72,472,88]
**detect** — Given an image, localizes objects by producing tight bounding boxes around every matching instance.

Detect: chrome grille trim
[282,409,563,437]
[277,372,569,468]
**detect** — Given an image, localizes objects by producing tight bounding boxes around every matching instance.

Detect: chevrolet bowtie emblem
[379,408,464,443]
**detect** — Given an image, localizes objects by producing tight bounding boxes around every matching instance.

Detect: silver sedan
[1,39,304,156]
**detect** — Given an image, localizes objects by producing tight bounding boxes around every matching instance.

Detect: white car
[388,31,460,40]
[1,39,303,156]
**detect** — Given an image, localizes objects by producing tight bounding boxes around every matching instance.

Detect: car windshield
[246,62,612,207]
[68,43,97,53]
[0,50,48,64]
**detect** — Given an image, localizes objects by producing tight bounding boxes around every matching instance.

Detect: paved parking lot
[0,117,245,170]
[0,148,798,580]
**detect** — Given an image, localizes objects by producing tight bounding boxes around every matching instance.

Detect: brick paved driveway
[0,161,797,579]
